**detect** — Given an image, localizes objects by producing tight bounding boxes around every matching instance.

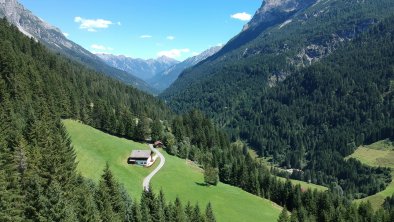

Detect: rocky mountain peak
[156,56,179,64]
[243,0,317,31]
[0,0,60,36]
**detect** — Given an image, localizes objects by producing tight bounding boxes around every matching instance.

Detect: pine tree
[173,197,186,222]
[131,199,143,222]
[191,204,203,222]
[96,164,123,222]
[41,181,77,222]
[151,119,163,142]
[73,177,101,222]
[205,202,216,222]
[278,207,290,222]
[184,201,193,221]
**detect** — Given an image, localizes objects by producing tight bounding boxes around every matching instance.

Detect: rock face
[211,0,317,60]
[148,46,222,92]
[0,0,90,59]
[96,54,179,81]
[0,0,155,94]
[243,0,317,31]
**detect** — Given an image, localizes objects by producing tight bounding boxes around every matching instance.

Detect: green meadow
[347,139,394,209]
[64,119,281,222]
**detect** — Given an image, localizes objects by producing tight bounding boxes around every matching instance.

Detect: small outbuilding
[154,141,164,148]
[127,150,153,166]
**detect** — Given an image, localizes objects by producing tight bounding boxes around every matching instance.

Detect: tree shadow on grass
[195,182,208,186]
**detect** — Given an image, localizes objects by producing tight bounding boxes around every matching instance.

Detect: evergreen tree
[41,181,76,222]
[131,199,143,222]
[205,202,216,222]
[151,119,163,142]
[173,197,186,222]
[278,207,289,222]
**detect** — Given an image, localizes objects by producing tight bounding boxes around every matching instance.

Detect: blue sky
[19,0,262,61]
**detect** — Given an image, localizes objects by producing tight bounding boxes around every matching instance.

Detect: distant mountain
[96,54,179,81]
[148,46,222,92]
[0,0,155,93]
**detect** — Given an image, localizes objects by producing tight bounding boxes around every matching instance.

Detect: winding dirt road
[142,144,165,191]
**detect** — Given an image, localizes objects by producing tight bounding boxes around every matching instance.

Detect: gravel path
[142,144,165,191]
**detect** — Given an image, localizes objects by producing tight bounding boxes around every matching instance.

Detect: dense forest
[232,14,394,196]
[162,110,394,221]
[162,0,394,198]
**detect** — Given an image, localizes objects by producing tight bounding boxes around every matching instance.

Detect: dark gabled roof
[130,150,151,159]
[154,141,163,145]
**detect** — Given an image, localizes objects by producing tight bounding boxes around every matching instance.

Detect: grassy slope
[347,140,394,209]
[64,119,281,222]
[277,177,328,192]
[63,119,155,198]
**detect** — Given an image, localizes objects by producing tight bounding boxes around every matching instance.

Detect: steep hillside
[162,0,394,115]
[148,46,221,92]
[97,54,179,81]
[163,0,394,197]
[0,0,155,93]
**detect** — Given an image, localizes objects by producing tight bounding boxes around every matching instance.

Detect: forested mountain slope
[234,17,394,196]
[161,0,394,196]
[162,0,394,118]
[0,0,155,93]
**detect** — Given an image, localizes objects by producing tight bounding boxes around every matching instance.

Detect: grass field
[64,119,281,222]
[347,139,394,209]
[277,177,328,192]
[63,119,156,198]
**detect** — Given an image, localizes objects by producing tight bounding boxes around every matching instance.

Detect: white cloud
[140,35,153,39]
[192,52,200,56]
[230,12,252,21]
[117,21,122,26]
[157,48,190,59]
[91,44,113,51]
[74,16,113,32]
[166,35,175,40]
[63,32,69,37]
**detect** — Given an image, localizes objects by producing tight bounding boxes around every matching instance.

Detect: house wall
[134,156,152,166]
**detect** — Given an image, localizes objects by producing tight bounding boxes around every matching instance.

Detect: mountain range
[0,0,155,93]
[96,54,179,81]
[98,46,222,92]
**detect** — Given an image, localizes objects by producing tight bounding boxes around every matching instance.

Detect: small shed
[127,150,153,166]
[154,141,164,148]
